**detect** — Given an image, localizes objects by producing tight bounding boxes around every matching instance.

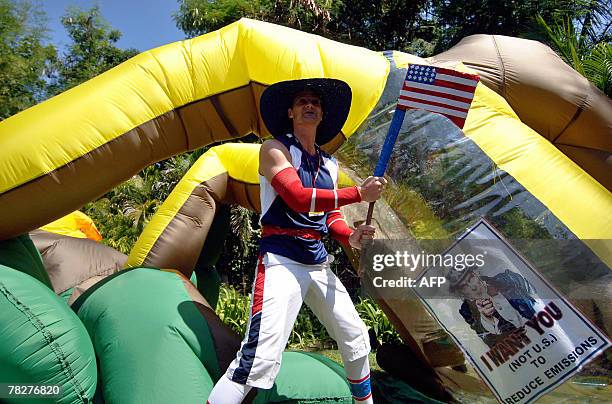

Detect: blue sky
[41,0,187,52]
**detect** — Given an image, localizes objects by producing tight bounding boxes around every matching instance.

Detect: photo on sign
[414,219,611,404]
[446,256,537,351]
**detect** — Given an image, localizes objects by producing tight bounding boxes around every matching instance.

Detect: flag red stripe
[400,90,471,109]
[436,73,479,87]
[399,95,469,113]
[397,99,468,118]
[403,80,475,99]
[396,102,468,128]
[398,103,467,128]
[402,86,474,104]
[432,78,477,93]
[435,66,480,81]
[448,115,466,128]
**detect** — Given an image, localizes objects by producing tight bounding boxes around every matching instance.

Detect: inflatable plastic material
[40,211,102,241]
[0,19,608,254]
[429,34,612,191]
[30,229,126,297]
[0,265,97,403]
[73,268,220,403]
[73,267,353,403]
[0,234,52,289]
[252,352,353,403]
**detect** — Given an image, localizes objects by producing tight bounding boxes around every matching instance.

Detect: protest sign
[413,218,611,404]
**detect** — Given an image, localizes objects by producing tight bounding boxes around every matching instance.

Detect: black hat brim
[260,78,352,146]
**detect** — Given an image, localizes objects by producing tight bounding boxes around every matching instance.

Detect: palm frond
[537,14,586,75]
[583,42,612,95]
[230,205,259,257]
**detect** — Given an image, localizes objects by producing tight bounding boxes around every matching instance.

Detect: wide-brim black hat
[260,78,352,146]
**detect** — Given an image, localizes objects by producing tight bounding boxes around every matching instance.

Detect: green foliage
[355,297,402,347]
[84,197,141,254]
[537,5,612,96]
[430,0,600,51]
[0,0,55,119]
[216,284,251,336]
[584,42,612,95]
[537,14,586,73]
[492,207,550,239]
[83,152,197,254]
[47,6,139,95]
[231,205,260,258]
[215,205,261,292]
[174,0,338,38]
[215,283,401,350]
[83,177,159,255]
[174,0,433,54]
[328,0,432,52]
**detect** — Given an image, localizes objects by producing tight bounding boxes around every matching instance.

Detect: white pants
[226,252,371,389]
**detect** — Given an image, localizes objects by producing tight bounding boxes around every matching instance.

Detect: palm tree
[583,41,612,95]
[536,1,612,96]
[230,205,259,258]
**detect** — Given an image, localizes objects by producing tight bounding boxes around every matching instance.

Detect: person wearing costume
[206,78,386,403]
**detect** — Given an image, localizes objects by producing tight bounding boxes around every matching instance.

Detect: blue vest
[259,133,339,264]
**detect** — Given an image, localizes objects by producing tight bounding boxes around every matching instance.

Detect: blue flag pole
[365,106,406,225]
[362,63,479,234]
[373,108,406,178]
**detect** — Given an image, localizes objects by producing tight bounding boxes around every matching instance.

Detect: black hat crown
[260,78,352,146]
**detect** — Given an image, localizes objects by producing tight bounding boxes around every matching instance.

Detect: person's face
[458,271,487,300]
[288,90,323,128]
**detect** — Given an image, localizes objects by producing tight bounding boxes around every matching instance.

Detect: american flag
[397,64,479,129]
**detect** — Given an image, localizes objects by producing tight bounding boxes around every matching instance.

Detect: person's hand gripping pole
[349,176,387,250]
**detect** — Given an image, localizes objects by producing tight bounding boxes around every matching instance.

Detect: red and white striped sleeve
[271,167,361,213]
[326,209,353,247]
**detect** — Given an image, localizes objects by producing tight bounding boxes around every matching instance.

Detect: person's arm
[326,210,353,247]
[272,167,361,212]
[259,140,386,213]
[326,210,376,250]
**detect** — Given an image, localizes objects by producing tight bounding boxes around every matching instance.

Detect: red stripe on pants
[348,373,370,384]
[251,256,266,315]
